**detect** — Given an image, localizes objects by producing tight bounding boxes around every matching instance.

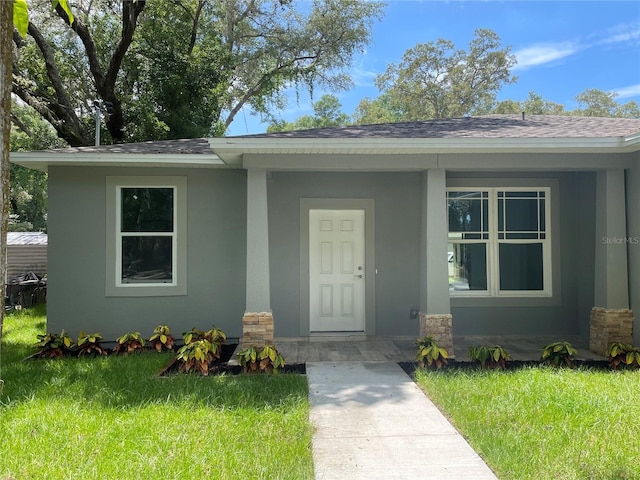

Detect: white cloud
[597,22,640,46]
[513,43,579,70]
[351,67,378,88]
[611,84,640,100]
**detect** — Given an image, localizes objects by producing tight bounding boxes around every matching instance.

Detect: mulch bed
[398,359,612,377]
[158,344,306,376]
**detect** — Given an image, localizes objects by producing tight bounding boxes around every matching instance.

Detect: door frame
[300,198,376,336]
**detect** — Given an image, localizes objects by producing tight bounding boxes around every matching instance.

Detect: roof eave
[10,152,228,172]
[208,136,640,165]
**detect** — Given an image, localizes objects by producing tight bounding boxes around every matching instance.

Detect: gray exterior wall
[627,158,640,345]
[47,166,247,340]
[448,171,596,337]
[268,170,598,338]
[268,172,423,336]
[46,164,605,341]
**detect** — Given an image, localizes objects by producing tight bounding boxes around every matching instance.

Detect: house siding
[268,171,423,337]
[267,170,597,338]
[627,157,640,345]
[447,171,596,337]
[47,166,247,340]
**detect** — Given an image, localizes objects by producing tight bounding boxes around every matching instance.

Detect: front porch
[270,335,606,363]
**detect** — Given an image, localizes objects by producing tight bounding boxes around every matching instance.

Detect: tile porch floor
[272,335,606,363]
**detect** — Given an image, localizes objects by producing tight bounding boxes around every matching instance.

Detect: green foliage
[148,325,174,352]
[175,339,220,376]
[493,89,639,118]
[268,94,351,132]
[12,0,383,144]
[415,367,640,479]
[76,331,107,356]
[575,88,640,118]
[541,341,578,368]
[373,29,516,120]
[607,342,640,370]
[13,0,29,37]
[113,331,145,354]
[33,330,74,358]
[0,309,314,478]
[415,336,449,369]
[238,344,286,374]
[467,345,511,369]
[182,326,226,346]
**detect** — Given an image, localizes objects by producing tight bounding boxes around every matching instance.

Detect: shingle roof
[241,115,640,139]
[41,138,212,155]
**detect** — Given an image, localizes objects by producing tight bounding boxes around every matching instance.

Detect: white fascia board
[623,131,640,151]
[212,136,638,162]
[10,152,227,172]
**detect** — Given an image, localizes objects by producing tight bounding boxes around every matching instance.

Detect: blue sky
[226,0,640,135]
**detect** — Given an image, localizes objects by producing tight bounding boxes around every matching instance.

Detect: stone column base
[590,307,634,356]
[419,313,454,358]
[242,312,274,348]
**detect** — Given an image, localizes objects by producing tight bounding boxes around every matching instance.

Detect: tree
[352,92,405,125]
[12,0,383,145]
[574,89,640,118]
[371,29,516,121]
[9,101,65,232]
[267,94,350,132]
[2,0,14,349]
[494,91,565,115]
[493,89,638,118]
[12,0,146,145]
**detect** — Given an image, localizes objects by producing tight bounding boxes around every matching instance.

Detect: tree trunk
[1,0,13,351]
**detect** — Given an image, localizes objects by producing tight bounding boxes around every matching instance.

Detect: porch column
[419,169,453,355]
[590,169,633,355]
[243,168,273,347]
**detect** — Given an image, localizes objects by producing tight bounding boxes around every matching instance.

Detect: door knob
[355,274,363,279]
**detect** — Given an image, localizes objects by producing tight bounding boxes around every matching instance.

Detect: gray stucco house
[11,115,640,354]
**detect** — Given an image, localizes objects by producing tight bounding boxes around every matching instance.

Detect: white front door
[309,209,365,332]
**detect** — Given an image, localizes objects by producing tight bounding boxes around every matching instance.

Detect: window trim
[106,176,187,297]
[447,186,552,298]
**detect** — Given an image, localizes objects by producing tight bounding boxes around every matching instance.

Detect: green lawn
[0,307,314,480]
[415,366,640,480]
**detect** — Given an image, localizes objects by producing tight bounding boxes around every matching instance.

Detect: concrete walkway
[307,362,498,480]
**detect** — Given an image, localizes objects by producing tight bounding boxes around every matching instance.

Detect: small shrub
[76,332,108,356]
[541,341,578,367]
[175,339,220,376]
[415,336,449,369]
[238,344,286,374]
[149,325,175,352]
[467,345,511,369]
[607,342,640,370]
[33,330,75,358]
[113,332,146,354]
[183,326,227,345]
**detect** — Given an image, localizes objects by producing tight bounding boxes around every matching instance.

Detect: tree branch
[9,112,33,137]
[22,23,90,146]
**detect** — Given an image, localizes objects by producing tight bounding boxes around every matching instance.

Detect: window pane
[122,236,172,283]
[122,188,174,232]
[448,243,487,291]
[499,243,543,290]
[448,192,488,233]
[504,199,538,231]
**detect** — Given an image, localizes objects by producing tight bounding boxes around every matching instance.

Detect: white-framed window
[106,176,187,297]
[447,187,551,297]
